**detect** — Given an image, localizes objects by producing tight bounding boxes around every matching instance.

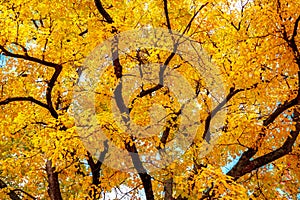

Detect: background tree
[0,0,300,199]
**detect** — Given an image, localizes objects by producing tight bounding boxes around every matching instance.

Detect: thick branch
[281,15,300,68]
[263,98,298,126]
[109,26,154,200]
[86,141,108,199]
[227,108,300,179]
[226,73,300,180]
[46,66,62,119]
[0,46,62,118]
[226,72,300,179]
[159,108,181,149]
[0,97,48,109]
[94,0,113,23]
[261,70,300,128]
[112,34,128,122]
[164,178,173,200]
[259,15,300,125]
[0,95,59,118]
[291,15,300,68]
[160,49,177,85]
[112,35,122,79]
[291,15,300,41]
[0,46,58,69]
[163,0,172,31]
[87,140,108,186]
[226,147,257,179]
[125,141,154,200]
[46,160,63,200]
[131,85,164,107]
[203,84,258,142]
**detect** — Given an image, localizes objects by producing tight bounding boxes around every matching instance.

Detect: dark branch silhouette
[0,96,48,109]
[0,179,22,200]
[163,0,172,31]
[94,0,114,23]
[203,83,258,142]
[227,107,300,179]
[87,140,108,199]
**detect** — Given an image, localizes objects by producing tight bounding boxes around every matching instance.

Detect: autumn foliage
[0,0,300,199]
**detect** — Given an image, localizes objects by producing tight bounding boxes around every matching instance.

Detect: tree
[0,0,300,199]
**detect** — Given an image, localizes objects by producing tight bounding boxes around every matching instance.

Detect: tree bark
[46,160,63,200]
[164,178,173,200]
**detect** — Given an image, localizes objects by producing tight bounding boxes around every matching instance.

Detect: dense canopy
[0,0,300,199]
